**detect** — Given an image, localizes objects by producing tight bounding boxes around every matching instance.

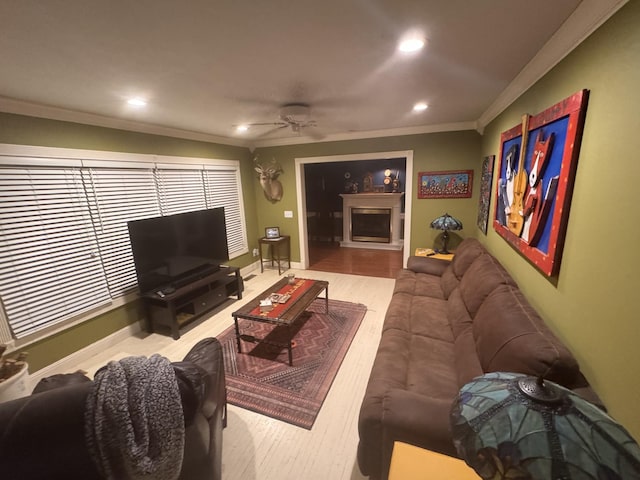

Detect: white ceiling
[0,0,626,148]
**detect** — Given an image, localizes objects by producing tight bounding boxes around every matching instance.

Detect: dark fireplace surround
[351,208,391,243]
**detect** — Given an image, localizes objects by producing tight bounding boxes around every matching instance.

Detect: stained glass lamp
[450,372,640,480]
[430,213,463,254]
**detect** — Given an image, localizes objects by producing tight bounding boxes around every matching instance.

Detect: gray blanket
[85,354,185,480]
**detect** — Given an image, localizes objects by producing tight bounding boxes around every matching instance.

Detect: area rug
[219,298,366,429]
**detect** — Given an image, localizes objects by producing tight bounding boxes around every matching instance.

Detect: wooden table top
[232,277,328,326]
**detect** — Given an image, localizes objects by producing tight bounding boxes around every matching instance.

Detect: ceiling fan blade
[254,125,289,138]
[234,122,286,127]
[302,124,325,140]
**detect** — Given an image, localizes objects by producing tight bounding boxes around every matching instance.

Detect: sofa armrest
[181,337,226,421]
[178,337,226,480]
[407,256,451,276]
[358,387,458,480]
[382,389,457,457]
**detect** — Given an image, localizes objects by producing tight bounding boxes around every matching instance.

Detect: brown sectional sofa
[357,238,601,480]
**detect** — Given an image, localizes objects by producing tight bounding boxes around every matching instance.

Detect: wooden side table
[388,441,478,479]
[258,235,291,274]
[414,248,454,261]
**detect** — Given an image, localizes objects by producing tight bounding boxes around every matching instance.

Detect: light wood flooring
[36,267,394,480]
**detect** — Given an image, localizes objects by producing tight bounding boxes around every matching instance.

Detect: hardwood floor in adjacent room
[308,241,403,279]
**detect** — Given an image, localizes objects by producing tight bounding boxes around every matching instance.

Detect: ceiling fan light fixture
[398,32,425,53]
[413,102,428,112]
[126,97,147,107]
[279,103,311,122]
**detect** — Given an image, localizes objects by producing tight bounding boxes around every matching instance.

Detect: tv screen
[127,208,229,294]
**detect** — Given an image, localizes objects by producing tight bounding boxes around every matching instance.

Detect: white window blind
[0,150,247,341]
[82,166,161,297]
[0,166,110,338]
[204,166,248,257]
[155,165,206,215]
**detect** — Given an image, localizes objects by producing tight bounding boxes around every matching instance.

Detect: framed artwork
[417,170,473,199]
[476,155,495,235]
[493,89,589,277]
[265,226,280,239]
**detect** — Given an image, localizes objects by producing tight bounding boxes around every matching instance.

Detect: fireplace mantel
[339,193,404,250]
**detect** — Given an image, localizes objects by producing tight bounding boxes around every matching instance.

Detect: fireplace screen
[351,207,391,243]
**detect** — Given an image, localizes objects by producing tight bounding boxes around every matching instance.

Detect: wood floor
[308,241,403,279]
[33,268,395,480]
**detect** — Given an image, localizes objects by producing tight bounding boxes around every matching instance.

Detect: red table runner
[249,278,316,318]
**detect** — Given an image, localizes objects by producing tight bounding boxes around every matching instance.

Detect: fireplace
[351,208,391,243]
[339,193,404,250]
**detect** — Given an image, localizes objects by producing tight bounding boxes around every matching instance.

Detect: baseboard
[29,322,142,385]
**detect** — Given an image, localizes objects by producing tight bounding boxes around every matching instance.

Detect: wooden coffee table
[231,277,329,366]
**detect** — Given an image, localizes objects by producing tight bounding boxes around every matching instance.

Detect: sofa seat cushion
[473,285,580,386]
[360,330,458,415]
[394,269,445,299]
[405,334,458,398]
[383,292,452,342]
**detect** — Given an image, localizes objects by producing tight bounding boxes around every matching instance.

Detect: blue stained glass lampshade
[430,213,463,231]
[450,372,640,480]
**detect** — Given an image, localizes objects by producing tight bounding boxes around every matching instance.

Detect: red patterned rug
[218,298,366,429]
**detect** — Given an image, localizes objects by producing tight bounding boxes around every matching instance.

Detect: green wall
[0,113,260,371]
[2,0,638,442]
[254,130,482,261]
[479,1,640,440]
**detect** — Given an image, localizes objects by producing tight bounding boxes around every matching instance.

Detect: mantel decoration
[254,156,283,203]
[450,372,640,480]
[418,170,473,199]
[493,89,589,276]
[430,213,463,254]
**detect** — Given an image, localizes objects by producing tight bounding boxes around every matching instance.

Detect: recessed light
[398,37,425,53]
[127,97,147,107]
[236,125,249,133]
[413,102,428,112]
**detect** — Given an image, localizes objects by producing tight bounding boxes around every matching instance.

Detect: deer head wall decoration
[254,157,284,203]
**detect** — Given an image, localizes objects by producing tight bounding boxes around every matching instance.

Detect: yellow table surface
[388,442,479,479]
[414,248,454,261]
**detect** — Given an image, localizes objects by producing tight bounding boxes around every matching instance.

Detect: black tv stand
[172,264,221,289]
[142,265,242,339]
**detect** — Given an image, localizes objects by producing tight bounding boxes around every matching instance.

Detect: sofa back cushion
[447,288,473,339]
[440,267,459,299]
[440,238,486,298]
[451,238,486,278]
[454,329,483,388]
[459,253,517,318]
[473,284,580,387]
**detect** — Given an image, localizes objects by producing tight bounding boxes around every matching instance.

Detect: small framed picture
[265,226,280,239]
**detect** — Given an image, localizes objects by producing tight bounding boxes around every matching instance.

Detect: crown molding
[0,96,250,148]
[250,121,478,149]
[477,0,628,131]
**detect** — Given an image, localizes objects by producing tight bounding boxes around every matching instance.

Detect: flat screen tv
[127,207,229,294]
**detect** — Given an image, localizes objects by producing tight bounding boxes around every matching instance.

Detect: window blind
[155,165,206,215]
[204,166,248,257]
[0,153,247,340]
[82,166,161,297]
[0,166,110,338]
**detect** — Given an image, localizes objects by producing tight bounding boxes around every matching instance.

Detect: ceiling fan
[237,103,324,139]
